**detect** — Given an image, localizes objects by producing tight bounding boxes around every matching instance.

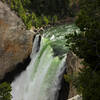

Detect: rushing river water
[11,24,80,100]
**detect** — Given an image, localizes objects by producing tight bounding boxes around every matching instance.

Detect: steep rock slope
[0,1,34,79]
[66,52,84,99]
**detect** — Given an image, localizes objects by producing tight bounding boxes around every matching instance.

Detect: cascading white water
[11,35,67,100]
[11,24,80,100]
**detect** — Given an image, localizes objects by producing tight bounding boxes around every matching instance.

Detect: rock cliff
[66,52,84,99]
[0,1,34,79]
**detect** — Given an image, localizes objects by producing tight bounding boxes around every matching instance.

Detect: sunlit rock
[0,1,34,79]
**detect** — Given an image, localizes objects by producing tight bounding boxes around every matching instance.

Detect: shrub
[65,0,100,99]
[42,16,49,25]
[52,15,58,24]
[2,0,71,29]
[0,82,12,100]
[73,68,100,100]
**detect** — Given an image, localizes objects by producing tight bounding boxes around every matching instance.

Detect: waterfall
[11,24,80,100]
[11,35,67,100]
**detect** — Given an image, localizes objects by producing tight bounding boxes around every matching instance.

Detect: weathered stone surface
[68,95,82,100]
[66,52,84,99]
[0,1,34,79]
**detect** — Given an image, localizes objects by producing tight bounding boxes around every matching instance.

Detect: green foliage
[64,68,100,100]
[52,15,58,24]
[73,68,100,100]
[42,16,49,25]
[2,0,70,29]
[9,0,32,29]
[0,82,12,100]
[66,0,100,70]
[65,0,100,99]
[30,0,70,17]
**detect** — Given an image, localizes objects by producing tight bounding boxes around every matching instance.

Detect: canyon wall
[66,52,84,99]
[0,1,34,79]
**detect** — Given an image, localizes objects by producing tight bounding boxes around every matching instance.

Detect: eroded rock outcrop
[66,52,84,99]
[0,1,34,79]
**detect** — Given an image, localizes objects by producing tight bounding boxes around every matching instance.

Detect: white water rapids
[11,35,67,100]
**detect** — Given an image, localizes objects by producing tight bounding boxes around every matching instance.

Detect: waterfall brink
[11,35,67,100]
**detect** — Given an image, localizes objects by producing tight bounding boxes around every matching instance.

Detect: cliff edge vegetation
[65,0,100,100]
[2,0,72,29]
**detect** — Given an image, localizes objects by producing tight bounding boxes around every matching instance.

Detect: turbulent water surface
[11,24,80,100]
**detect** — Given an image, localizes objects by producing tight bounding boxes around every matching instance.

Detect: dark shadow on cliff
[0,55,31,84]
[0,35,39,84]
[58,69,69,100]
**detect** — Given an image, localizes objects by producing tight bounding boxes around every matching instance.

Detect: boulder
[0,1,34,79]
[68,95,82,100]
